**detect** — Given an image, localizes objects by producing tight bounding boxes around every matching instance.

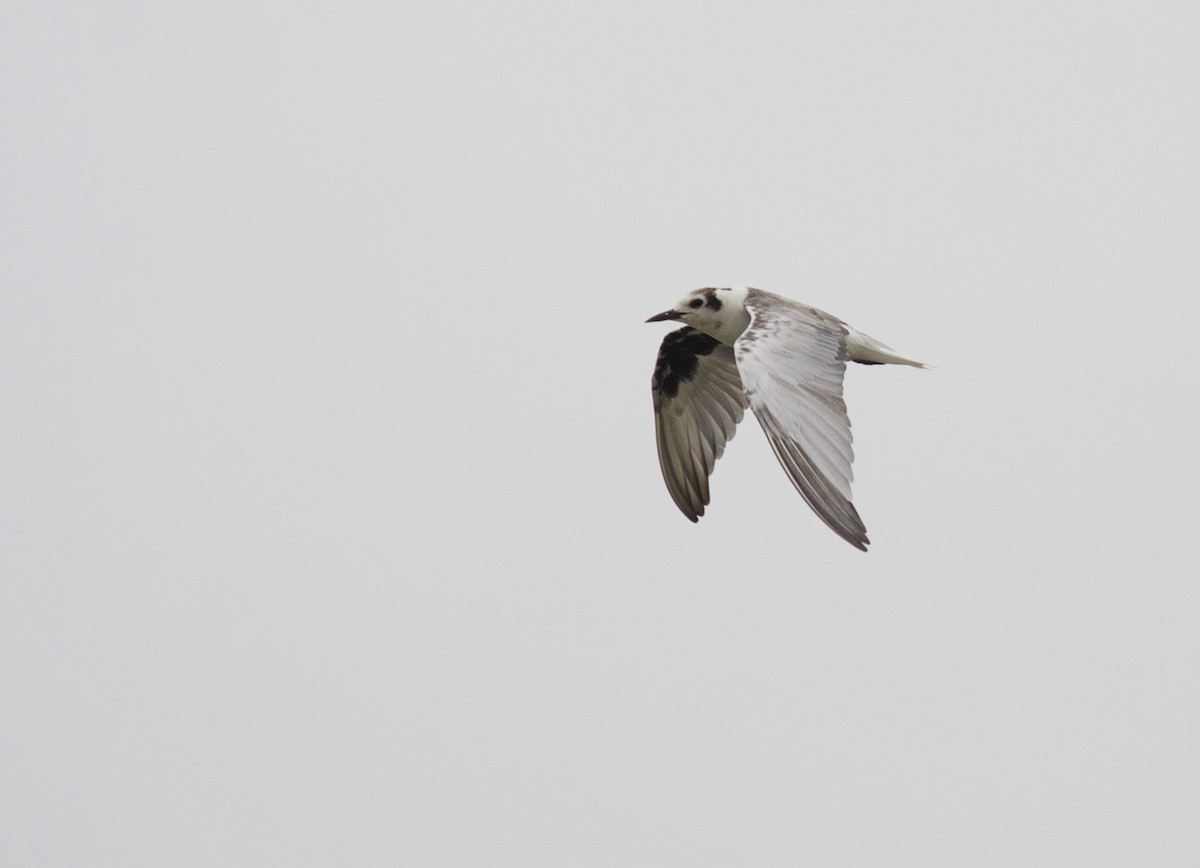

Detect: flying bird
[646,287,924,551]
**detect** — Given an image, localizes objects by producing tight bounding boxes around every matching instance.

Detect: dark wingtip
[843,528,870,551]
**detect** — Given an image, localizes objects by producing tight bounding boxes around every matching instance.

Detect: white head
[645,287,752,345]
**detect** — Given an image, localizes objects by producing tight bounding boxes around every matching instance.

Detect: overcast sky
[3,2,1199,865]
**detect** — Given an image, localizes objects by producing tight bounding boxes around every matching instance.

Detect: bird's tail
[844,327,926,368]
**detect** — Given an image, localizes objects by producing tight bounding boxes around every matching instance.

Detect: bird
[646,287,924,551]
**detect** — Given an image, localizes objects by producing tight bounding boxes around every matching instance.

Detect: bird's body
[646,287,924,551]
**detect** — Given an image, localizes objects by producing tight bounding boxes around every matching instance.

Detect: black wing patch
[651,327,749,521]
[652,328,721,399]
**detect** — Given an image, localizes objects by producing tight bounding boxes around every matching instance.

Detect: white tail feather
[844,327,926,367]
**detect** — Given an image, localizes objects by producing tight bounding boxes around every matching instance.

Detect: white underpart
[712,287,753,344]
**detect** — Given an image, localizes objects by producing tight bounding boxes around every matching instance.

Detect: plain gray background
[3,2,1198,865]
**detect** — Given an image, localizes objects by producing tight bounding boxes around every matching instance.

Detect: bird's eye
[689,299,704,309]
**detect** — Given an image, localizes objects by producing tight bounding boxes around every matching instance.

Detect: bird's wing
[652,327,749,521]
[735,291,869,550]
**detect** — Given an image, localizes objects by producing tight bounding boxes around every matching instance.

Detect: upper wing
[735,291,869,550]
[652,327,749,521]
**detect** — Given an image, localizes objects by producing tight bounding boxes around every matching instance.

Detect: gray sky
[3,2,1198,865]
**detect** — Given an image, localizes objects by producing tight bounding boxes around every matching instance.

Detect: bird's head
[646,287,752,345]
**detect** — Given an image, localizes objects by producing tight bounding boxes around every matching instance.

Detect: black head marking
[703,289,722,312]
[652,327,720,399]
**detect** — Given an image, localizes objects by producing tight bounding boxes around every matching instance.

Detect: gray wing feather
[652,328,749,521]
[735,291,869,550]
